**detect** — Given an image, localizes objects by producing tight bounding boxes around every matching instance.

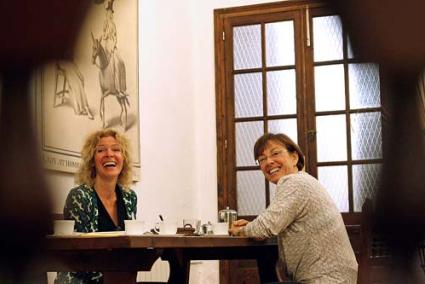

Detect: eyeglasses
[256,149,287,166]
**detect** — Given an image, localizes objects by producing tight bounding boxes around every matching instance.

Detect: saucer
[79,231,125,237]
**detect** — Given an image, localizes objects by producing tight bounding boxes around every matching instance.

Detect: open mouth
[269,167,280,175]
[103,161,116,168]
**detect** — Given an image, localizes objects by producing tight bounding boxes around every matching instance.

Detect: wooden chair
[270,258,299,284]
[342,208,365,284]
[344,198,393,284]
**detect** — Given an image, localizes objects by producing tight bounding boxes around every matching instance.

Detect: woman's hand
[232,219,249,227]
[229,219,249,236]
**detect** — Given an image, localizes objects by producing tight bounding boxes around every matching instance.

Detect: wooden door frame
[214,1,327,283]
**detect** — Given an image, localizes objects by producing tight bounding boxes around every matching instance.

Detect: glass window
[234,73,263,118]
[266,21,295,66]
[233,25,262,70]
[216,3,383,216]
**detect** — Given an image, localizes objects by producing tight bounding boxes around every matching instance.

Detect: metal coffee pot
[218,206,237,228]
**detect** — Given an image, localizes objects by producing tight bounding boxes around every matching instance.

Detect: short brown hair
[77,129,132,188]
[254,133,305,170]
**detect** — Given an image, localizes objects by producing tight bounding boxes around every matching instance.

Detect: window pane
[313,15,343,62]
[318,166,348,212]
[234,73,263,118]
[351,112,382,160]
[268,118,298,143]
[314,64,345,111]
[265,21,295,66]
[233,25,262,70]
[237,170,266,215]
[236,121,263,167]
[316,115,347,162]
[267,70,296,115]
[353,164,381,212]
[349,63,380,109]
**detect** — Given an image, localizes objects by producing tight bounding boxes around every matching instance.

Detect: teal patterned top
[54,184,137,284]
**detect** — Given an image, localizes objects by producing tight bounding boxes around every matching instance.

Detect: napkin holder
[176,224,196,236]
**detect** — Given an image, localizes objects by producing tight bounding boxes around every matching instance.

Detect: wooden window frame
[214,2,385,283]
[215,0,383,218]
[215,0,325,218]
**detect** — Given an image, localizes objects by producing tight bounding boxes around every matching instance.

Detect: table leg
[256,246,279,283]
[162,249,191,284]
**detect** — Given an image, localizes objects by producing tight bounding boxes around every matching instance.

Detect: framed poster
[35,0,140,180]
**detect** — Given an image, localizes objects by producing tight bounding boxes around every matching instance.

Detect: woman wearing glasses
[55,129,137,284]
[229,133,357,283]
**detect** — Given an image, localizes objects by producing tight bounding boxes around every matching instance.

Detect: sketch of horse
[91,33,130,130]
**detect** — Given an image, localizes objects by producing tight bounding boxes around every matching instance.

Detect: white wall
[139,0,285,227]
[46,0,283,283]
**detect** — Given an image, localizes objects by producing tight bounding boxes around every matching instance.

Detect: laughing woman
[229,133,358,283]
[55,129,137,284]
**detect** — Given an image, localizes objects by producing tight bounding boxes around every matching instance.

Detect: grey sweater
[244,172,358,283]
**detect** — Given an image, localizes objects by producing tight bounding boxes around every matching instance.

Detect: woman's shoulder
[278,171,315,186]
[277,172,324,195]
[67,184,94,199]
[118,185,137,199]
[118,186,137,211]
[278,172,328,201]
[64,185,96,214]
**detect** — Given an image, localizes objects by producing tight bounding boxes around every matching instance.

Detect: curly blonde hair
[77,129,133,188]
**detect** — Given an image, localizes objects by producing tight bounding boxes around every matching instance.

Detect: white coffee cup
[124,220,145,235]
[159,222,178,235]
[54,220,75,235]
[212,222,229,235]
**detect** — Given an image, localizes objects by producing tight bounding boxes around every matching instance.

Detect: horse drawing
[91,32,130,130]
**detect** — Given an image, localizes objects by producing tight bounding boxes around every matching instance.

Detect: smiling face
[257,140,299,184]
[94,136,124,182]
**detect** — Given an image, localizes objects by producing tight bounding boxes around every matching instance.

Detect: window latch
[307,129,317,138]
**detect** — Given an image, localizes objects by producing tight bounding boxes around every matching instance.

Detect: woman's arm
[244,175,310,238]
[63,186,95,233]
[122,188,137,219]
